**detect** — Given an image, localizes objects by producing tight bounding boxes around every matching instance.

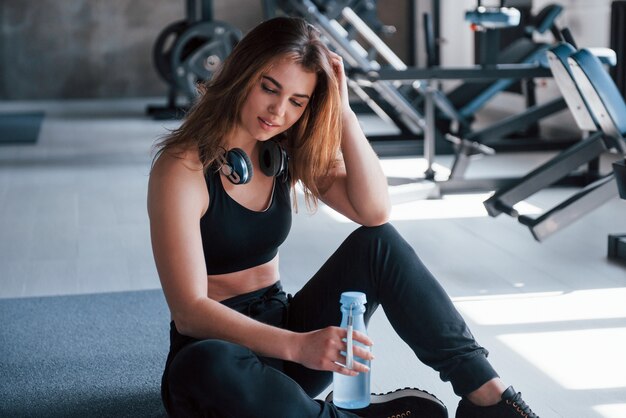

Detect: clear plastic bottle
[332,291,371,409]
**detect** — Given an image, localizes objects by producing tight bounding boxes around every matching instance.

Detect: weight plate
[170,21,242,100]
[152,20,189,84]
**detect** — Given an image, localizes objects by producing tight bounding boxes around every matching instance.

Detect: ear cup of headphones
[259,140,288,179]
[220,147,253,184]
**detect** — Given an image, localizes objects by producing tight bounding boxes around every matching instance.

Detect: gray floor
[1,98,625,417]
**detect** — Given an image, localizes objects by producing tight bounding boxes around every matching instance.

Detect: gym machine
[264,0,396,42]
[147,0,242,119]
[280,0,581,192]
[484,44,626,241]
[609,158,626,261]
[421,3,572,186]
[438,5,616,192]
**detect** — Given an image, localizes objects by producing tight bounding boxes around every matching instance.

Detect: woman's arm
[318,54,391,226]
[148,151,371,373]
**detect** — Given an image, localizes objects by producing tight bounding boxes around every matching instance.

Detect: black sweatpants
[161,223,498,417]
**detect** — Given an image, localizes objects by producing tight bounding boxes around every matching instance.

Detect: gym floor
[1,98,625,417]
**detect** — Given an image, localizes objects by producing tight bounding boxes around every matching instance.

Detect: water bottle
[332,291,371,409]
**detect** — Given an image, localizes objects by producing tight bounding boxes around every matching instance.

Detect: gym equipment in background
[441,2,563,135]
[484,44,626,241]
[0,112,44,145]
[265,0,396,47]
[610,0,626,99]
[148,0,242,119]
[278,0,580,192]
[441,26,616,188]
[422,3,574,185]
[608,158,626,261]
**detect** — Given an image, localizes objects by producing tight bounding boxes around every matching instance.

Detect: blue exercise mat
[0,112,44,144]
[0,290,170,417]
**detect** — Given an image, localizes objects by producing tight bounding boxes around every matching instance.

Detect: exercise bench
[484,44,626,241]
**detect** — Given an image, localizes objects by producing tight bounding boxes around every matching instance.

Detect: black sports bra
[200,169,292,275]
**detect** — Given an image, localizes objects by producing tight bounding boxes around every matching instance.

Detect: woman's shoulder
[152,145,204,174]
[148,145,208,214]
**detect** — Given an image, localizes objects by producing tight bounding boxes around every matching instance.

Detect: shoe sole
[326,387,446,409]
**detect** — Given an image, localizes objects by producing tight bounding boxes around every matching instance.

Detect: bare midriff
[206,254,280,302]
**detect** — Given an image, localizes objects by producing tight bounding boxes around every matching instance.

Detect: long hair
[153,17,342,211]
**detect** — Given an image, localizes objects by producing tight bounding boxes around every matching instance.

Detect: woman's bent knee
[347,223,401,246]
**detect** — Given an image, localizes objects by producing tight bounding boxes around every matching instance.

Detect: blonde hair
[153,17,342,211]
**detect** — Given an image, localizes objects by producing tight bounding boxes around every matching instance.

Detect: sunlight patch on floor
[380,158,452,181]
[317,156,545,221]
[454,288,626,325]
[391,192,541,221]
[593,403,626,418]
[321,190,542,222]
[498,328,626,390]
[453,288,626,391]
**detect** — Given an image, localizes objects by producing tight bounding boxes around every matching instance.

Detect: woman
[148,16,539,418]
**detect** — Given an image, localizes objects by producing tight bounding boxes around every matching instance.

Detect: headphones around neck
[218,140,289,185]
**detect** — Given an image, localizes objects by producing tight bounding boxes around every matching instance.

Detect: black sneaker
[455,386,538,418]
[326,387,448,418]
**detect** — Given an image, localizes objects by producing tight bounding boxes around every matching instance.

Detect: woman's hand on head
[329,51,350,113]
[290,326,374,376]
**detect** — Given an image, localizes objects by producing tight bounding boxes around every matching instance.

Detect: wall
[0,0,264,100]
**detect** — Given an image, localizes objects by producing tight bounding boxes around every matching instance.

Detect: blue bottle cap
[340,291,367,306]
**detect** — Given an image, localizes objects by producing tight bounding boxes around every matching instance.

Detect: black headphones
[218,140,289,185]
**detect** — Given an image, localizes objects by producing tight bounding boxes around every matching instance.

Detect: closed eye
[261,83,277,94]
[262,82,304,108]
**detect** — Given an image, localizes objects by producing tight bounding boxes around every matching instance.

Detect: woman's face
[238,58,318,142]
